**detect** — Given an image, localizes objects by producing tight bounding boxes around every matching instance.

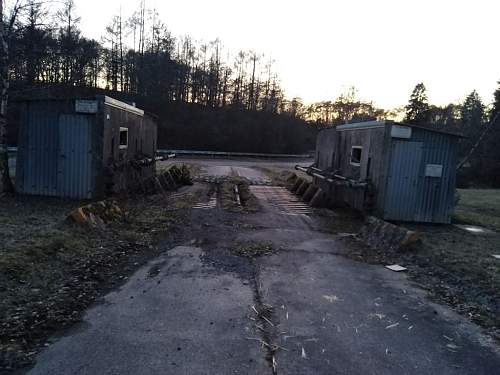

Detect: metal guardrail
[157,149,312,159]
[296,165,367,187]
[8,147,312,159]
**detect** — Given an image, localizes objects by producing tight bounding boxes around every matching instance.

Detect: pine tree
[458,82,500,171]
[461,91,485,131]
[459,90,485,156]
[484,81,500,161]
[405,83,430,124]
[491,81,500,122]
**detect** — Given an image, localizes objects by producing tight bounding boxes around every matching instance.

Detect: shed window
[119,127,128,149]
[350,146,362,166]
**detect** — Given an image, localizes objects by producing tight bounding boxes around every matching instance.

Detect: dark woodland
[2,0,500,185]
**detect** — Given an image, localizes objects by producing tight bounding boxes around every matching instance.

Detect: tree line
[403,82,500,187]
[7,0,497,150]
[304,81,500,187]
[0,0,317,194]
[2,0,500,192]
[6,0,299,114]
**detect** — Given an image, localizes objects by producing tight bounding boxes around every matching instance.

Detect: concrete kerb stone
[163,171,178,190]
[310,188,325,207]
[67,166,194,228]
[290,178,305,193]
[285,172,298,188]
[68,200,123,228]
[154,177,165,193]
[295,181,311,196]
[68,207,87,225]
[286,172,298,183]
[157,174,171,190]
[302,185,318,202]
[165,165,192,186]
[358,216,420,251]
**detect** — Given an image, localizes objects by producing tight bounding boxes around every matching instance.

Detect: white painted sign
[391,125,412,139]
[75,100,98,114]
[425,164,443,177]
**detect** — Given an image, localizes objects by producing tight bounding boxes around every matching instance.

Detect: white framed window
[350,146,363,166]
[119,127,129,149]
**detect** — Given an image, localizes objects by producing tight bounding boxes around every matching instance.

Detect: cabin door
[57,114,94,199]
[384,141,423,221]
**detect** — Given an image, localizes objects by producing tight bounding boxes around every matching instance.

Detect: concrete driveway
[28,160,500,374]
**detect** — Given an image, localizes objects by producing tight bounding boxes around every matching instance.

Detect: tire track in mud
[189,175,319,374]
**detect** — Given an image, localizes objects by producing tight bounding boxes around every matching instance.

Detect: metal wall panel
[412,128,458,224]
[383,127,458,223]
[16,101,99,199]
[20,106,59,196]
[56,114,95,199]
[16,97,157,199]
[384,141,424,221]
[313,121,459,223]
[316,128,337,170]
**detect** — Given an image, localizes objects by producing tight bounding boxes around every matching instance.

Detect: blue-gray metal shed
[315,120,461,224]
[15,96,157,199]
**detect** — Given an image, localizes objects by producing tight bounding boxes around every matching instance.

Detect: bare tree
[57,0,81,84]
[118,9,124,90]
[232,50,246,106]
[103,15,121,91]
[0,0,20,194]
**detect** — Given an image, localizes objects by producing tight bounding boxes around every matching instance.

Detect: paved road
[28,160,500,374]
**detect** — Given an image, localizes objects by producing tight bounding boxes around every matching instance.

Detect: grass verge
[220,177,259,212]
[0,193,186,372]
[231,241,275,258]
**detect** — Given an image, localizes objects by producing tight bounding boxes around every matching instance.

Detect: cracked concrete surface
[28,246,268,375]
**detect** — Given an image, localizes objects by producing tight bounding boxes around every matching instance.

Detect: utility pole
[457,112,500,170]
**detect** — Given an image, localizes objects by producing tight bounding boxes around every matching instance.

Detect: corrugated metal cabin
[314,120,461,224]
[16,96,158,199]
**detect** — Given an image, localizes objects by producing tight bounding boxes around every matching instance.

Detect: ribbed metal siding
[384,141,423,221]
[21,110,59,196]
[316,128,337,170]
[56,115,95,199]
[16,103,98,199]
[383,127,458,223]
[413,129,457,223]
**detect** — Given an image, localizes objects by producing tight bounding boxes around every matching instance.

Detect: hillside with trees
[2,0,500,188]
[2,0,317,156]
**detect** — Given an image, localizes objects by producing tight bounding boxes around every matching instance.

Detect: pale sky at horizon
[72,0,499,109]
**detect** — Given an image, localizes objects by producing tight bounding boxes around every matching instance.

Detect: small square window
[119,127,128,149]
[350,146,362,166]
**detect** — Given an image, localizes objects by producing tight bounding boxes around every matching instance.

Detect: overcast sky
[73,0,499,109]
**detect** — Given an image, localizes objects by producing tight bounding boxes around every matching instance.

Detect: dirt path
[26,162,500,375]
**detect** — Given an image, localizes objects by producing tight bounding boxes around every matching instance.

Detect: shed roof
[101,96,144,116]
[334,120,464,137]
[15,95,145,117]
